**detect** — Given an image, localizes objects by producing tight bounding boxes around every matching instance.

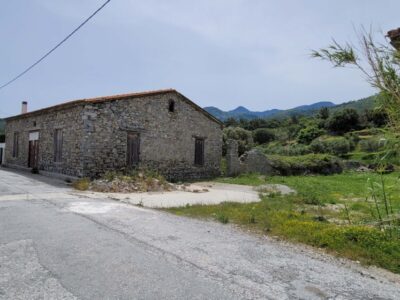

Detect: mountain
[204,95,378,121]
[330,95,377,114]
[204,101,335,121]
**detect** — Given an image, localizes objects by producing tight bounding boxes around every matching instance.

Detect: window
[168,99,175,112]
[194,138,204,166]
[127,132,140,167]
[54,129,63,162]
[13,132,19,158]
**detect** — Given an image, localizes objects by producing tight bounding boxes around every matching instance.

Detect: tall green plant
[311,28,400,134]
[312,27,400,235]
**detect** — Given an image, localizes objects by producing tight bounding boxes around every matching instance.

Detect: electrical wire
[0,0,111,91]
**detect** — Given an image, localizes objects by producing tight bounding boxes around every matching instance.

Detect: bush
[317,107,330,120]
[215,212,229,224]
[278,221,400,273]
[326,108,360,134]
[364,108,389,127]
[223,127,254,156]
[358,138,386,152]
[310,137,352,156]
[253,128,275,144]
[261,142,312,156]
[73,178,90,191]
[269,154,343,175]
[297,125,325,144]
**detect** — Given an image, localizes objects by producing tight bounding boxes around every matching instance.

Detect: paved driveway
[0,168,399,300]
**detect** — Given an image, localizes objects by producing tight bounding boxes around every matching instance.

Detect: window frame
[168,99,175,113]
[12,132,19,158]
[194,138,205,166]
[53,129,63,162]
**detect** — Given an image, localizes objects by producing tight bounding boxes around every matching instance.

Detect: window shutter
[194,138,204,166]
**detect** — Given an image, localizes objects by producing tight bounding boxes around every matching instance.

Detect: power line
[0,0,111,91]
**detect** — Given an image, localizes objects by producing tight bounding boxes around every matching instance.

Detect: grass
[72,178,90,191]
[166,172,400,273]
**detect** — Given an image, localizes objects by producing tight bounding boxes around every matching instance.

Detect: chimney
[21,101,28,114]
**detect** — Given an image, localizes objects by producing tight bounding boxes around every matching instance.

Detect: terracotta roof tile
[5,89,222,126]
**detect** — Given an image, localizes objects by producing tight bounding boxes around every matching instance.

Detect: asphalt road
[0,168,399,300]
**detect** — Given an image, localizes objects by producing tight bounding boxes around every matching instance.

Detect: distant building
[4,89,222,180]
[0,143,4,165]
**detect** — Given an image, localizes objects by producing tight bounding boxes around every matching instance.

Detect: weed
[215,212,229,224]
[72,178,90,191]
[167,172,400,273]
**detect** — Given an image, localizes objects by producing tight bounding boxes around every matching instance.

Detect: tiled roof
[5,89,222,126]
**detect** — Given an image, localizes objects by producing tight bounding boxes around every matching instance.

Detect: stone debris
[90,178,174,193]
[89,172,211,194]
[255,184,297,195]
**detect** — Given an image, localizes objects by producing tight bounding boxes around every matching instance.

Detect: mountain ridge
[204,101,336,121]
[204,96,376,121]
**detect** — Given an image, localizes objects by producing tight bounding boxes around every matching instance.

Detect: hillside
[204,96,376,121]
[204,101,335,121]
[330,95,377,114]
[0,119,4,135]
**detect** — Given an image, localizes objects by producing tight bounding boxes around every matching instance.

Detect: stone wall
[226,139,241,176]
[82,92,223,180]
[5,91,223,181]
[5,105,85,177]
[226,139,274,176]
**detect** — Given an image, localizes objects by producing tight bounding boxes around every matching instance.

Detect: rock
[356,166,372,172]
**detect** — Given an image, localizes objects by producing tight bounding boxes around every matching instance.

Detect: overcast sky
[1,0,399,117]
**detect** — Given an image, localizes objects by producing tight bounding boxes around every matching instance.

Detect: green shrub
[223,127,254,156]
[261,142,312,156]
[277,221,400,273]
[215,212,229,224]
[359,138,386,152]
[73,178,90,191]
[326,108,360,134]
[297,125,325,144]
[269,154,343,175]
[310,137,352,156]
[253,128,275,144]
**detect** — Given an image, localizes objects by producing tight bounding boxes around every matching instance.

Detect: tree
[222,127,254,156]
[224,117,238,127]
[364,108,389,127]
[326,108,360,134]
[312,28,400,233]
[253,128,275,144]
[247,118,268,131]
[317,107,330,120]
[311,28,400,133]
[297,125,325,144]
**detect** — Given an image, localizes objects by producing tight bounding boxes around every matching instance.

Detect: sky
[1,0,400,117]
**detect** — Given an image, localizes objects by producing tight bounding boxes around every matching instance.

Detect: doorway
[127,132,140,168]
[28,131,40,169]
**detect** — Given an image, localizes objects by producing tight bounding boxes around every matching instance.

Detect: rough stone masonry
[4,89,223,180]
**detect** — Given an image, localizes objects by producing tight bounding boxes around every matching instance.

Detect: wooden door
[194,138,205,166]
[127,132,140,167]
[28,140,39,168]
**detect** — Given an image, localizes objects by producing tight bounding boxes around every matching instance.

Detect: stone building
[4,89,223,180]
